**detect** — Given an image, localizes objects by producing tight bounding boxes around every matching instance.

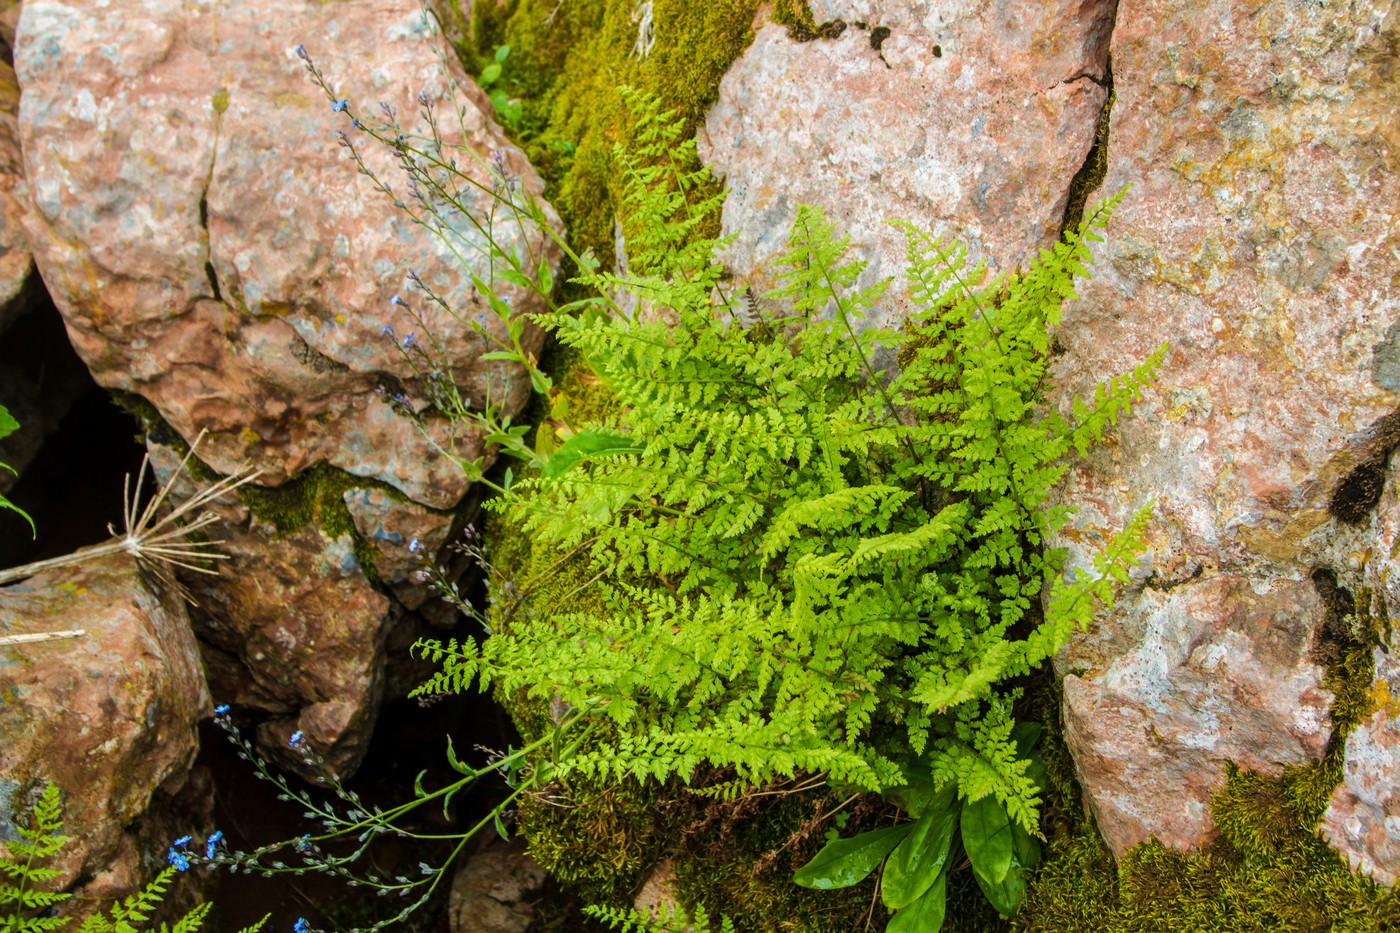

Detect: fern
[1,783,70,933]
[1,782,259,933]
[412,92,1159,854]
[584,901,735,933]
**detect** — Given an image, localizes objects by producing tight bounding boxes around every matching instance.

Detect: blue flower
[214,704,230,715]
[391,294,406,306]
[294,44,307,58]
[402,333,416,349]
[331,99,349,113]
[205,831,224,859]
[167,837,192,872]
[288,730,304,748]
[294,834,312,853]
[409,538,421,553]
[294,919,310,933]
[381,324,395,338]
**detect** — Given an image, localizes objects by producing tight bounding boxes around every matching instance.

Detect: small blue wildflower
[205,831,224,859]
[390,294,405,306]
[294,44,307,58]
[288,730,304,748]
[214,704,230,715]
[409,538,421,553]
[402,333,416,349]
[294,834,312,853]
[394,393,407,403]
[381,324,395,338]
[168,848,190,871]
[294,920,310,933]
[331,99,349,113]
[172,835,192,847]
[351,119,362,130]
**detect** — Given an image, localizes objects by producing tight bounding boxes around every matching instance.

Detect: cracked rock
[1048,0,1399,858]
[699,0,1114,328]
[14,0,562,509]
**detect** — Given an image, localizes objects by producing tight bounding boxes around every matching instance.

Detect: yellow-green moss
[667,787,884,933]
[465,0,763,270]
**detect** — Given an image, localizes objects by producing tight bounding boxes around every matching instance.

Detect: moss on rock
[463,0,763,271]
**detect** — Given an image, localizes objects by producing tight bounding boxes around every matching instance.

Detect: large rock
[190,516,394,777]
[698,0,1113,327]
[1049,0,1399,856]
[447,840,548,933]
[0,54,37,335]
[14,0,560,509]
[0,550,211,908]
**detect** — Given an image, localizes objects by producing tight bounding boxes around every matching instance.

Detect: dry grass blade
[0,629,86,647]
[0,431,262,588]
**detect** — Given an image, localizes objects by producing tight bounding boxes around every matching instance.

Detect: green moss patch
[461,0,764,271]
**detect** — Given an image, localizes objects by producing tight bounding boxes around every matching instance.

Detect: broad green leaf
[537,259,554,296]
[961,793,1014,884]
[1010,721,1042,757]
[480,62,502,86]
[885,868,946,933]
[974,859,1028,916]
[494,44,511,63]
[1010,816,1041,870]
[0,404,17,441]
[793,823,913,890]
[497,267,531,289]
[541,429,643,479]
[881,788,960,909]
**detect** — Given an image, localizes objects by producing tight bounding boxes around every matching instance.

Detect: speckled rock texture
[0,54,36,334]
[447,840,548,933]
[14,0,559,509]
[1047,0,1400,859]
[1060,574,1334,855]
[699,0,1112,327]
[343,485,457,611]
[192,515,393,777]
[0,551,211,909]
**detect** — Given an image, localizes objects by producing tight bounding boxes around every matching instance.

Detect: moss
[1060,78,1114,238]
[467,0,762,270]
[769,0,848,42]
[667,784,885,933]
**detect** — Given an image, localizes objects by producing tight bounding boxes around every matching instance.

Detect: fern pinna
[412,93,1159,862]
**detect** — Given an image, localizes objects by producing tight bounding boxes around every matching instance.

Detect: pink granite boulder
[0,550,210,910]
[699,0,1113,327]
[1048,0,1399,856]
[14,0,560,509]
